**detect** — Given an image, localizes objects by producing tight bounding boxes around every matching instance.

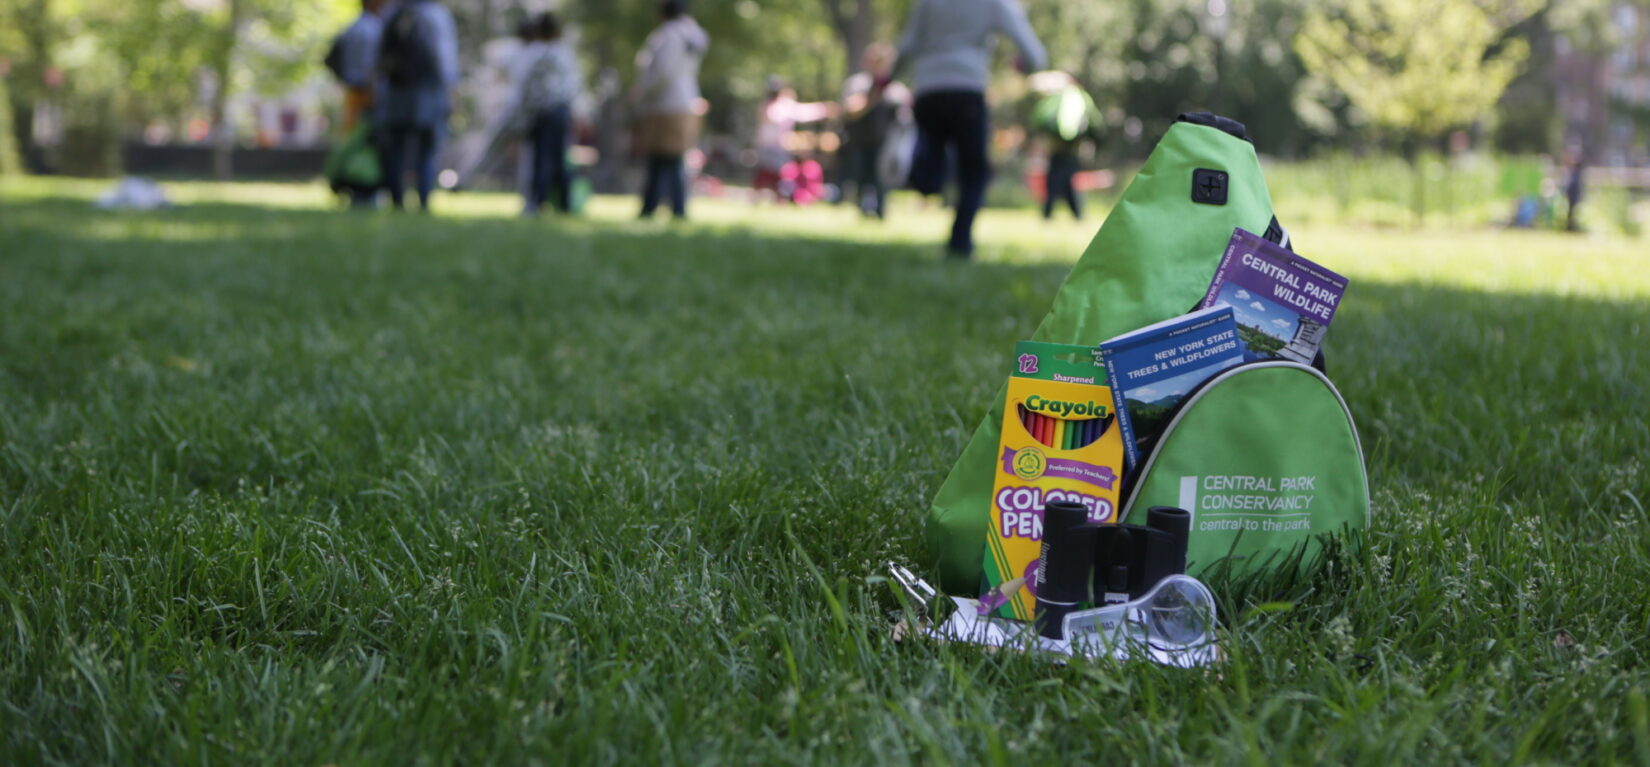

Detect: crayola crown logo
[1023,395,1110,419]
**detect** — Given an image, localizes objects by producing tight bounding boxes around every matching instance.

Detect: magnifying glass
[1061,574,1219,666]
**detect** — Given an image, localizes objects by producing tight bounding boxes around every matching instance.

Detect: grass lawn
[1,177,1647,765]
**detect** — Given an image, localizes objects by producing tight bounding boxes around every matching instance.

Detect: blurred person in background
[1028,70,1102,221]
[751,76,834,202]
[323,0,389,207]
[839,43,909,219]
[632,0,709,220]
[375,0,460,212]
[514,12,582,215]
[330,0,389,133]
[897,0,1046,258]
[1563,146,1586,233]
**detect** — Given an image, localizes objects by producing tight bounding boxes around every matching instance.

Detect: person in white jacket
[630,0,709,219]
[897,0,1046,257]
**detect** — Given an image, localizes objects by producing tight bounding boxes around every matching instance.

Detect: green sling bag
[926,116,1369,594]
[1115,360,1367,577]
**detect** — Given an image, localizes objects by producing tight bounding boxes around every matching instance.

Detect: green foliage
[1295,0,1536,143]
[0,0,346,173]
[1294,0,1541,220]
[1026,0,1321,155]
[1236,323,1284,355]
[0,179,1648,763]
[571,0,882,128]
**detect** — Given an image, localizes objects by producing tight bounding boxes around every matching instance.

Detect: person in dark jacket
[375,0,460,212]
[1563,146,1586,233]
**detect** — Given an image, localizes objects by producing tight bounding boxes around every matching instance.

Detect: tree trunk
[1408,148,1425,228]
[0,74,21,176]
[821,0,876,76]
[17,0,53,169]
[209,0,247,181]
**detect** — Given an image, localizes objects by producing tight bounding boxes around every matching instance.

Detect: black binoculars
[1033,502,1192,639]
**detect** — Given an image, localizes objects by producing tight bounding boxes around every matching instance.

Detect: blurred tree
[1295,0,1539,220]
[819,0,875,76]
[205,0,249,179]
[0,0,131,174]
[1490,8,1558,154]
[2,0,343,177]
[190,0,343,178]
[1491,0,1623,154]
[0,0,54,170]
[571,0,852,132]
[1024,0,1319,157]
[100,2,214,125]
[0,70,19,175]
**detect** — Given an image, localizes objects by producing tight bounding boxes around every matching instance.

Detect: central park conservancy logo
[1022,395,1109,419]
[1012,445,1047,480]
[1179,474,1319,533]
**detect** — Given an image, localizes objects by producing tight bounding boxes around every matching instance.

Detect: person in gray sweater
[897,0,1046,258]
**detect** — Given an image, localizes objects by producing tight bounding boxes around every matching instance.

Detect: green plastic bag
[567,148,591,216]
[927,118,1329,594]
[1119,361,1368,579]
[324,123,382,190]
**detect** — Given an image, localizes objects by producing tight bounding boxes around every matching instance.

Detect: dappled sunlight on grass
[1293,225,1650,300]
[5,177,1645,300]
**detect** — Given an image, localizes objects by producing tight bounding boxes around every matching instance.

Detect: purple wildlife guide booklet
[1199,228,1349,365]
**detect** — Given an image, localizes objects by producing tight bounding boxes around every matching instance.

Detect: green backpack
[927,115,1369,594]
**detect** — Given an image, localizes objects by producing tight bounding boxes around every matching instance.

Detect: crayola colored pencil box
[980,341,1125,621]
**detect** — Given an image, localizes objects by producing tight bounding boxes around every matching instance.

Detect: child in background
[752,76,835,202]
[839,43,910,219]
[1029,71,1103,221]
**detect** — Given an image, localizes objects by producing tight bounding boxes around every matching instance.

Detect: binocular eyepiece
[1033,503,1192,639]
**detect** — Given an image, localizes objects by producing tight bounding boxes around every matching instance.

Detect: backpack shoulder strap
[1175,112,1248,142]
